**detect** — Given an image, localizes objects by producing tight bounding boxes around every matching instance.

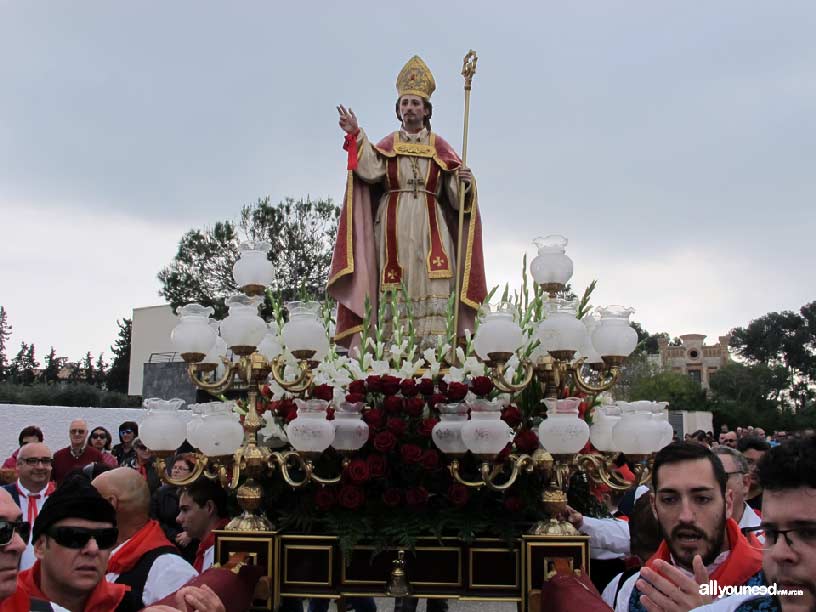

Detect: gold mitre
[396,55,436,100]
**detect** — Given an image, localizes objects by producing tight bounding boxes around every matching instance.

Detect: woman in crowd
[87,426,118,467]
[1,425,43,472]
[133,437,161,494]
[150,454,198,562]
[112,420,139,467]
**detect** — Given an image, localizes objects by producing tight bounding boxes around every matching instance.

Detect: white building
[128,304,179,396]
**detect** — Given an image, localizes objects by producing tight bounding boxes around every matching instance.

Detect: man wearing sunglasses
[1,442,55,571]
[16,474,129,611]
[52,420,103,485]
[92,467,197,611]
[693,436,816,611]
[0,488,28,608]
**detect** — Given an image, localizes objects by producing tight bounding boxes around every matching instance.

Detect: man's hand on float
[636,556,713,612]
[337,105,359,134]
[558,504,583,529]
[173,584,226,612]
[458,166,473,184]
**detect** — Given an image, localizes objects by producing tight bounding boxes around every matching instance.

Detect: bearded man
[329,55,486,349]
[614,442,763,612]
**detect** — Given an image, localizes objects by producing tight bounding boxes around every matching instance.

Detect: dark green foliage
[106,319,131,393]
[0,306,11,381]
[0,383,141,407]
[629,370,710,412]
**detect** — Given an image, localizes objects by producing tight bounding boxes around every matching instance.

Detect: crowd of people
[0,419,238,612]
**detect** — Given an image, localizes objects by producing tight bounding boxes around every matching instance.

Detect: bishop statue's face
[399,95,428,130]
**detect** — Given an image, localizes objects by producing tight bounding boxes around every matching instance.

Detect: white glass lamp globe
[575,315,604,366]
[592,306,638,362]
[612,402,663,455]
[219,295,267,356]
[530,235,573,289]
[139,398,188,452]
[538,398,589,454]
[535,299,585,358]
[431,403,469,455]
[194,402,245,457]
[282,302,329,360]
[473,303,523,360]
[171,304,216,363]
[460,399,514,458]
[257,324,283,363]
[232,241,274,294]
[287,399,335,453]
[589,404,621,452]
[332,402,369,452]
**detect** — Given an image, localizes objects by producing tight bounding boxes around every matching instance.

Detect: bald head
[92,467,151,525]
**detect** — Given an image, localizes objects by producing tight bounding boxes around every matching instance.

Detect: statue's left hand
[458,166,473,184]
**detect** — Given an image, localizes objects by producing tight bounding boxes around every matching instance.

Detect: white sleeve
[580,516,631,555]
[142,553,199,605]
[601,573,622,608]
[614,571,640,612]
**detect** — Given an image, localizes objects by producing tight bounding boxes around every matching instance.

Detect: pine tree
[93,353,108,388]
[0,306,11,381]
[107,319,132,393]
[43,346,63,384]
[9,342,38,385]
[82,351,94,384]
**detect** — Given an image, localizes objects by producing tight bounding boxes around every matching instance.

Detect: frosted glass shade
[612,402,665,454]
[332,402,369,452]
[139,397,188,451]
[232,241,274,290]
[589,404,621,452]
[473,303,523,359]
[282,301,329,359]
[460,400,514,457]
[530,235,573,286]
[219,295,267,354]
[536,300,585,355]
[171,304,216,361]
[432,403,469,455]
[538,398,589,454]
[287,399,335,453]
[194,402,245,456]
[592,306,638,358]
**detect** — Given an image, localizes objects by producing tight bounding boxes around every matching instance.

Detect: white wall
[0,404,192,460]
[129,304,179,396]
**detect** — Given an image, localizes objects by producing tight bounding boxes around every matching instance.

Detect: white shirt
[202,544,215,572]
[738,503,761,530]
[15,480,50,571]
[580,516,631,559]
[602,572,624,608]
[106,539,198,606]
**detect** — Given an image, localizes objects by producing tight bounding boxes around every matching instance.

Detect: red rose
[427,393,447,409]
[381,375,401,396]
[417,378,435,395]
[501,405,523,428]
[366,454,387,478]
[405,486,429,507]
[373,430,397,453]
[276,398,296,418]
[387,417,407,437]
[260,384,272,399]
[420,449,440,471]
[285,411,298,423]
[400,379,419,397]
[346,392,366,404]
[496,443,512,461]
[514,429,540,454]
[383,396,404,414]
[447,483,469,507]
[363,408,384,429]
[437,380,448,393]
[470,376,494,397]
[504,496,523,513]
[326,407,335,421]
[314,488,336,511]
[446,382,468,402]
[337,485,365,510]
[312,384,333,401]
[349,380,367,395]
[419,418,438,438]
[347,458,370,484]
[404,396,425,417]
[382,488,401,507]
[366,375,383,393]
[400,444,423,464]
[578,401,589,419]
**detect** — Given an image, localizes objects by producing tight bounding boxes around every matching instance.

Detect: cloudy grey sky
[1,1,814,363]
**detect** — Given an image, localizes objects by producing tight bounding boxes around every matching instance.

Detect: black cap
[33,474,117,542]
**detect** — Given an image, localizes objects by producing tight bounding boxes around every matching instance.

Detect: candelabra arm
[449,459,492,488]
[157,452,211,487]
[269,357,314,393]
[187,361,238,394]
[491,360,535,394]
[269,451,341,487]
[574,454,633,491]
[449,456,534,490]
[570,364,620,395]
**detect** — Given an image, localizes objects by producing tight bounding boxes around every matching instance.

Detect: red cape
[328,131,487,346]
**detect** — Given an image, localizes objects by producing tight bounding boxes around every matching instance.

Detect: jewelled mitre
[396,55,436,100]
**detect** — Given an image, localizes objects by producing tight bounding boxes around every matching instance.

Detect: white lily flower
[443,367,466,383]
[422,347,437,365]
[370,360,391,376]
[464,328,472,343]
[398,358,423,380]
[463,356,486,377]
[332,386,347,406]
[455,346,466,366]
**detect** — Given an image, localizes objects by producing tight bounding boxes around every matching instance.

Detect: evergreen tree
[42,346,63,384]
[93,353,108,388]
[0,306,11,381]
[82,351,94,385]
[107,318,132,393]
[9,342,39,385]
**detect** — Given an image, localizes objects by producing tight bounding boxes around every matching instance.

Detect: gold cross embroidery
[387,270,397,280]
[432,256,445,268]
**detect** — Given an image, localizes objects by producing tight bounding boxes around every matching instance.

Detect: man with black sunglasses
[16,474,128,611]
[52,420,103,485]
[2,442,55,571]
[0,488,28,607]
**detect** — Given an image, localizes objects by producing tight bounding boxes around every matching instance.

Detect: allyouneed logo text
[699,580,804,598]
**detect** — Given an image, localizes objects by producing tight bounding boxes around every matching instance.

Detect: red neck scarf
[0,587,30,612]
[107,519,174,575]
[645,518,762,586]
[18,561,128,612]
[15,481,55,525]
[193,518,230,572]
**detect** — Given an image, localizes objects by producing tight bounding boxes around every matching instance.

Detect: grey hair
[712,446,749,474]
